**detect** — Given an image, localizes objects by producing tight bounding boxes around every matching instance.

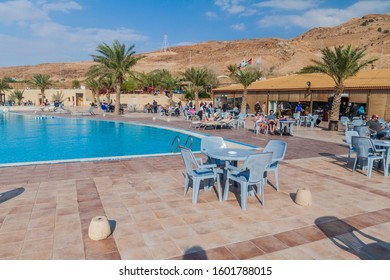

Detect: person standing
[351,103,358,118]
[295,102,302,116]
[261,102,266,114]
[254,101,260,113]
[153,100,158,113]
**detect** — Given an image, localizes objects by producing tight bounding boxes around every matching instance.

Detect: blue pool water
[0,113,201,165]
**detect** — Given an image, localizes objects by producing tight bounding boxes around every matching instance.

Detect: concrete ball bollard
[88,216,111,241]
[294,188,312,206]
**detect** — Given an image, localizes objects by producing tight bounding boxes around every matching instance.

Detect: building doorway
[76,93,83,106]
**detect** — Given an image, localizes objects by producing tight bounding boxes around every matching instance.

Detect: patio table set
[180,137,287,210]
[345,120,390,177]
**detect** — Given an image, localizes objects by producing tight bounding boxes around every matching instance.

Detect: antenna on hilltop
[161,34,170,53]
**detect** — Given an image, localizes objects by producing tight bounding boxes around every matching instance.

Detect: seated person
[174,107,180,116]
[267,110,277,134]
[366,114,387,139]
[224,112,233,120]
[146,103,152,113]
[188,107,195,116]
[213,112,221,121]
[253,112,267,134]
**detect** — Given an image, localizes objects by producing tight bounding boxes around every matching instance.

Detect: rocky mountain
[1,13,390,86]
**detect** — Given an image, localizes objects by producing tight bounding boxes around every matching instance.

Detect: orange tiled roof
[213,69,390,92]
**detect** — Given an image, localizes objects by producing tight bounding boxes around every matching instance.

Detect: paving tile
[225,241,265,260]
[251,235,289,253]
[52,245,85,260]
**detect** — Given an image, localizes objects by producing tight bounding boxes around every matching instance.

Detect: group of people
[253,109,286,135]
[342,103,366,119]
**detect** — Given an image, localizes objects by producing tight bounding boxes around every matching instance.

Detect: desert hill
[1,13,390,86]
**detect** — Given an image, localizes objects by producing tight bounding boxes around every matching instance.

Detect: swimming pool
[0,113,201,166]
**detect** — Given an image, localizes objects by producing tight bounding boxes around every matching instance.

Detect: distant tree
[378,27,382,32]
[51,91,65,103]
[0,79,12,95]
[29,74,53,104]
[300,45,378,130]
[100,76,115,104]
[161,75,182,103]
[122,76,141,93]
[181,67,209,109]
[89,40,142,115]
[72,80,81,89]
[227,64,239,75]
[228,67,261,113]
[9,89,24,105]
[84,79,101,108]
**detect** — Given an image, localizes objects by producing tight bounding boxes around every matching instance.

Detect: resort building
[212,69,390,121]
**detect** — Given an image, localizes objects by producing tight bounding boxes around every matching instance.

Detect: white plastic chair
[293,113,301,126]
[352,119,364,126]
[353,125,376,139]
[340,116,350,127]
[200,136,227,153]
[351,136,386,177]
[345,130,359,163]
[180,146,221,203]
[224,152,273,210]
[310,115,319,127]
[235,113,247,129]
[263,140,287,191]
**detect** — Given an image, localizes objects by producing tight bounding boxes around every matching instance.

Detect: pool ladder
[171,135,193,153]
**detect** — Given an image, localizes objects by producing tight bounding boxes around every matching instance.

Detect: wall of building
[4,88,93,107]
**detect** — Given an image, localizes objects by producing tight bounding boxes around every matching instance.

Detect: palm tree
[0,78,12,96]
[29,74,53,104]
[161,75,182,104]
[181,67,209,109]
[228,67,261,113]
[89,40,142,115]
[51,91,65,103]
[9,89,24,105]
[85,79,101,108]
[300,45,377,130]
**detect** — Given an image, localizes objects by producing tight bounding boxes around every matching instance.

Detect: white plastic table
[279,120,296,136]
[373,139,390,176]
[205,148,258,162]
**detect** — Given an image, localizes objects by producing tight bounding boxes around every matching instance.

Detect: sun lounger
[189,120,203,128]
[71,106,96,116]
[217,118,235,129]
[202,121,220,129]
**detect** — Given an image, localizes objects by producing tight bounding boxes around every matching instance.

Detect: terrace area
[0,112,389,260]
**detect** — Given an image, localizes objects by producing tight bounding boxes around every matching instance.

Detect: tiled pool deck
[0,112,389,260]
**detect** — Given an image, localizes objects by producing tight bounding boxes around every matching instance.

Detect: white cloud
[258,0,390,29]
[255,0,318,11]
[214,0,247,14]
[231,23,246,31]
[0,0,48,24]
[42,0,82,13]
[205,11,217,18]
[0,0,148,66]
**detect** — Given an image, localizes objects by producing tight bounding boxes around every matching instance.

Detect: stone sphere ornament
[294,188,312,206]
[88,216,111,241]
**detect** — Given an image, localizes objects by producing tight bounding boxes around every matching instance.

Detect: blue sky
[1,0,390,67]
